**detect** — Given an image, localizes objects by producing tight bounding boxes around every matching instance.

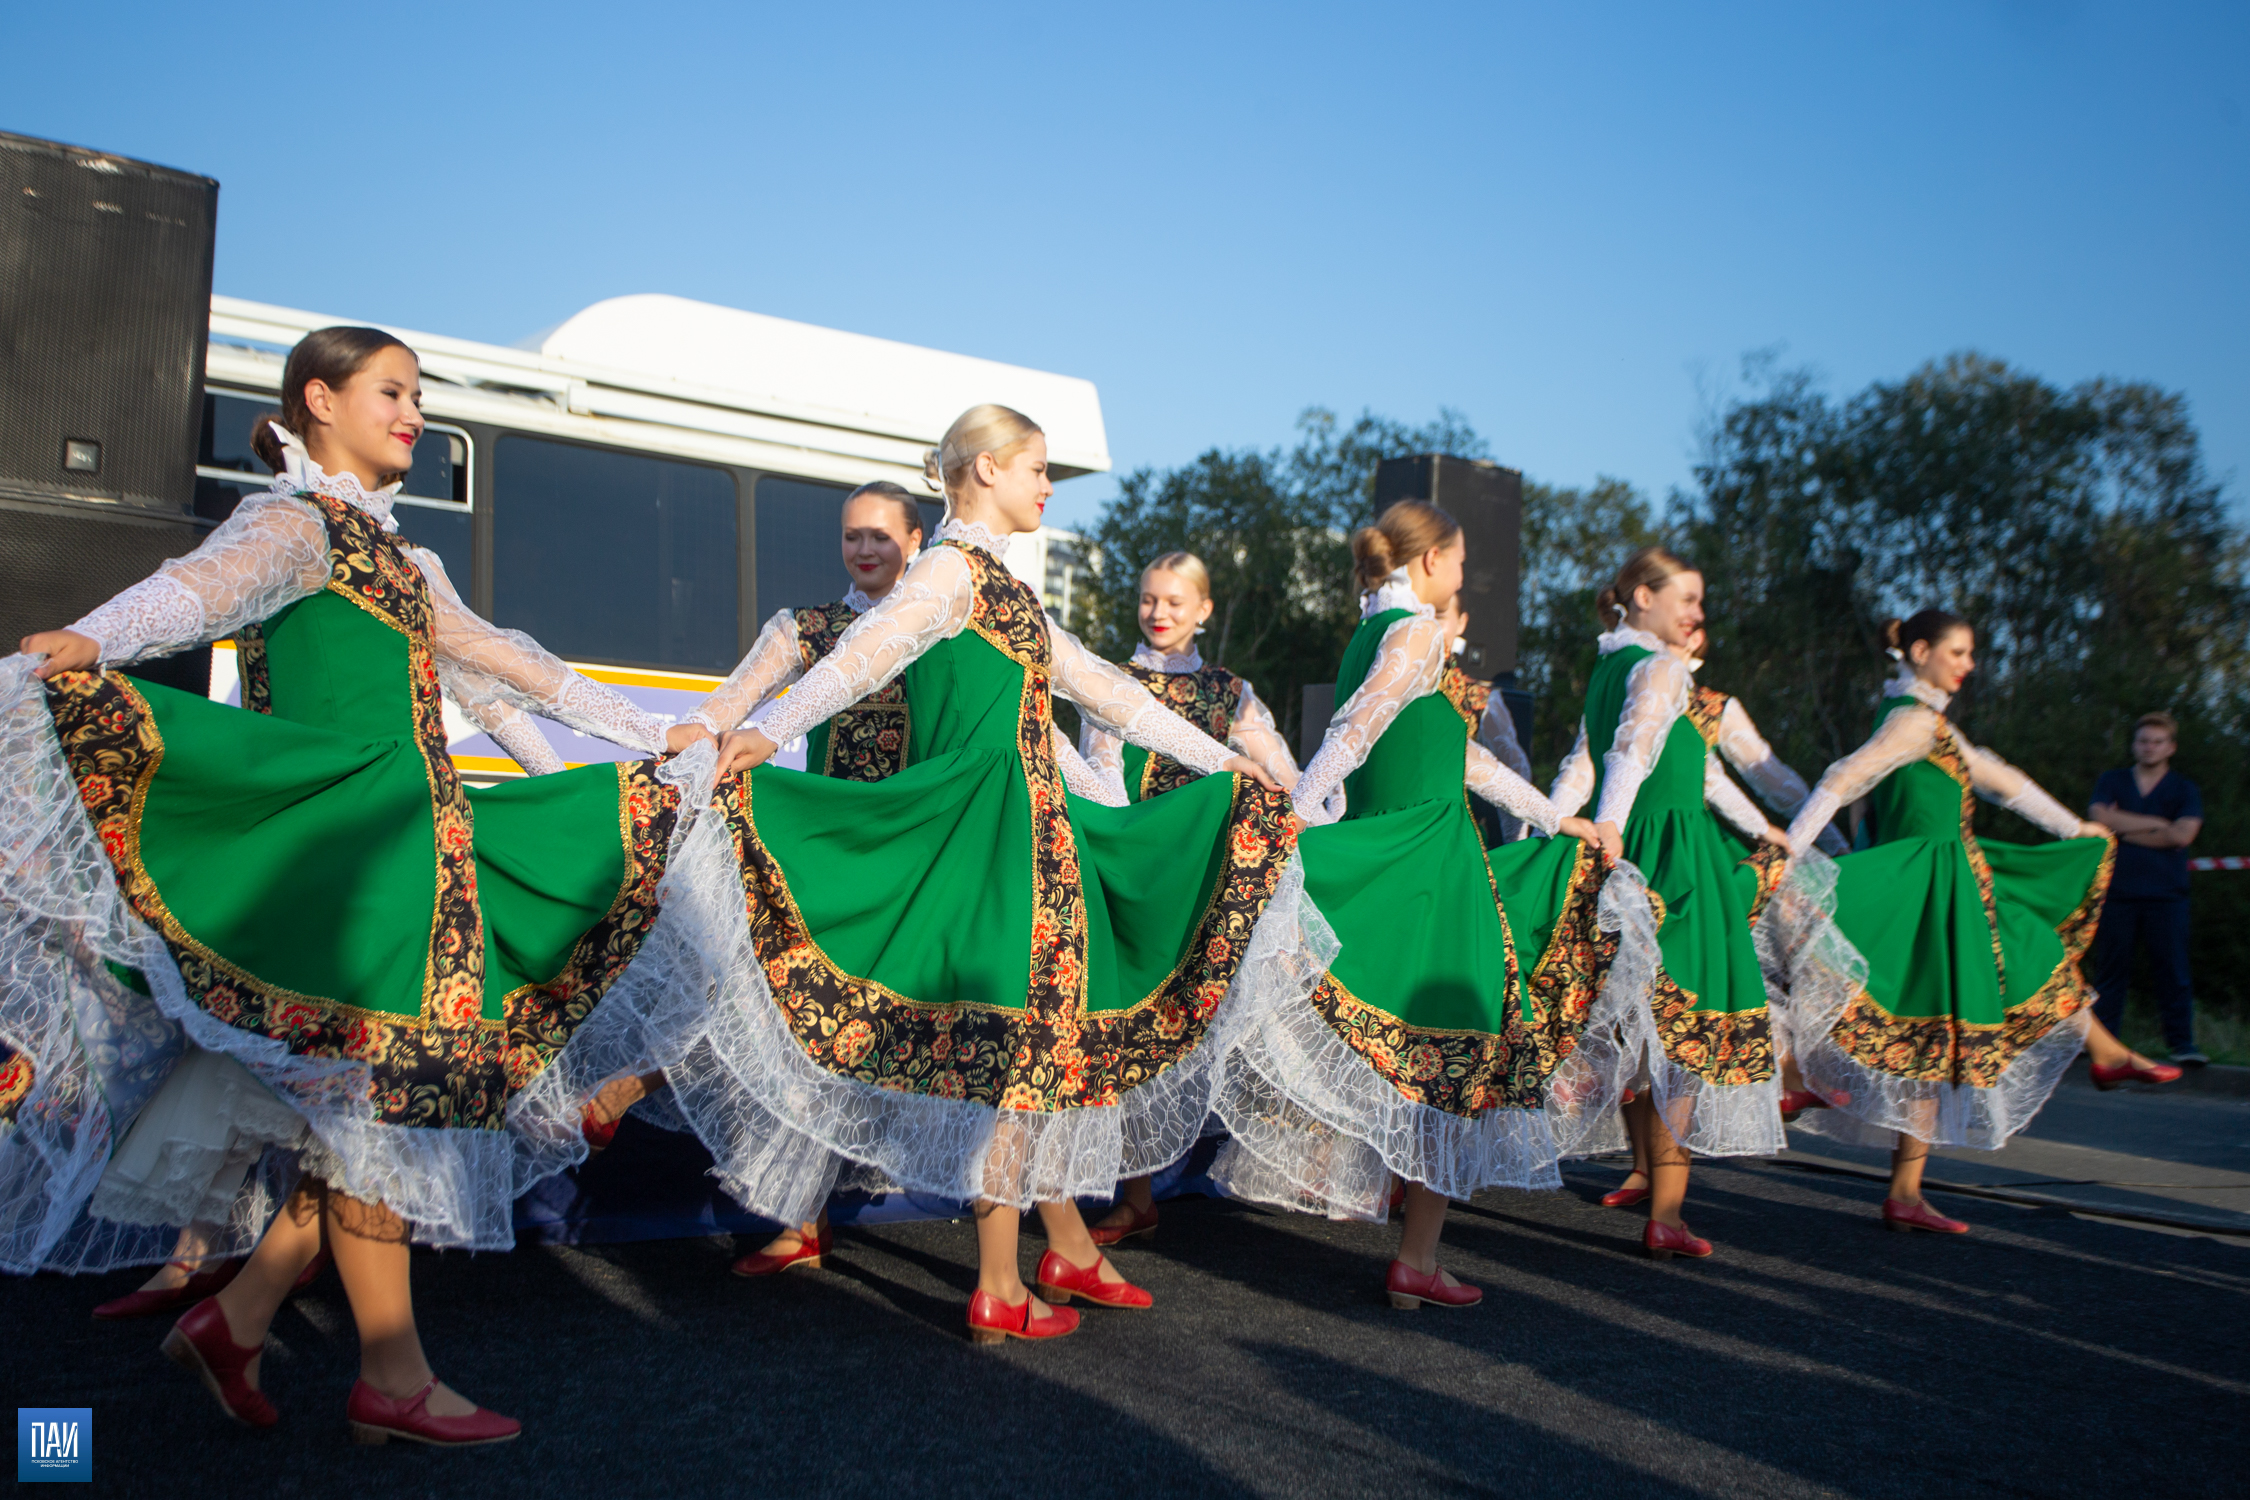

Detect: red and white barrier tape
[2189,857,2249,871]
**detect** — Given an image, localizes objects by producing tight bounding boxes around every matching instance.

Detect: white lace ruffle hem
[1759,844,2086,1151]
[644,753,1338,1225]
[1210,862,1670,1221]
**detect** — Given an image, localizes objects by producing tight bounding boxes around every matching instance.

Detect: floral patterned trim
[1125,662,1242,799]
[719,543,1293,1111]
[499,761,680,1088]
[0,1042,32,1126]
[45,671,510,1130]
[796,601,910,782]
[1826,821,2116,1088]
[1650,971,1775,1086]
[1312,828,1616,1117]
[1685,685,1728,748]
[1439,662,1492,735]
[235,625,273,715]
[1739,842,1790,928]
[1926,720,2008,989]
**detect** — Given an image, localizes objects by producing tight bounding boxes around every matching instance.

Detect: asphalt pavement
[12,1069,2247,1499]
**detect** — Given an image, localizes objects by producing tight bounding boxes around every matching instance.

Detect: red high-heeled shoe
[1600,1183,1651,1209]
[967,1288,1080,1344]
[730,1224,831,1277]
[2089,1057,2182,1090]
[1036,1249,1152,1309]
[1088,1203,1158,1247]
[1777,1088,1828,1122]
[1385,1259,1482,1309]
[1643,1220,1713,1260]
[93,1259,243,1321]
[1883,1198,1969,1234]
[347,1377,520,1446]
[580,1103,621,1152]
[161,1297,277,1427]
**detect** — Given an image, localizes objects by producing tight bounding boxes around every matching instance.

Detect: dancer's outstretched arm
[1785,707,1939,855]
[1229,681,1302,792]
[1961,740,2107,840]
[1713,697,1847,853]
[690,611,809,735]
[1050,627,1277,790]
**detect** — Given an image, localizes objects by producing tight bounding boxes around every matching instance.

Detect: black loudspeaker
[1372,454,1522,677]
[0,133,219,693]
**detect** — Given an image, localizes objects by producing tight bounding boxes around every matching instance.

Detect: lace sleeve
[1786,705,1938,855]
[1466,740,1560,834]
[67,496,329,665]
[1294,616,1446,818]
[1963,740,2087,840]
[1714,697,1808,815]
[1477,695,1534,783]
[750,548,972,746]
[1077,720,1125,788]
[1229,680,1302,791]
[416,551,673,755]
[691,610,805,734]
[1055,724,1127,806]
[1050,627,1234,777]
[1704,756,1771,840]
[1592,653,1692,828]
[455,693,566,775]
[1549,720,1595,818]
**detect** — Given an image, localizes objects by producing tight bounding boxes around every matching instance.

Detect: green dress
[1214,607,1616,1220]
[669,536,1304,1224]
[1568,638,1785,1158]
[0,484,678,1269]
[1778,694,2113,1148]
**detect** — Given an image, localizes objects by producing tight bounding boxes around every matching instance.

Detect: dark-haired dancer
[1768,610,2178,1233]
[2,328,710,1443]
[696,404,1312,1344]
[1549,548,1791,1259]
[1215,501,1623,1308]
[1077,549,1303,1246]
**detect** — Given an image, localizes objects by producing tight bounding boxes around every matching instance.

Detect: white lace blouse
[1547,626,1770,840]
[1700,688,1849,856]
[743,519,1234,792]
[1075,641,1302,797]
[1783,674,2085,856]
[1293,573,1561,833]
[66,444,674,756]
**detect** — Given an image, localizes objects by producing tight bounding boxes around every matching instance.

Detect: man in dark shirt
[2088,712,2206,1064]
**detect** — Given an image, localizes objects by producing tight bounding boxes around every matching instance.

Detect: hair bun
[921,447,944,491]
[250,412,292,475]
[1348,525,1395,590]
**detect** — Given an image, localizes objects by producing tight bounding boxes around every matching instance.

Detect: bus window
[492,435,737,673]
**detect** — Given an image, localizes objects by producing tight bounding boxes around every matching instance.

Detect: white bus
[195,294,1105,776]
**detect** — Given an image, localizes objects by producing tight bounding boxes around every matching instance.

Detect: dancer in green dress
[1214,502,1622,1309]
[664,480,1122,1277]
[1077,549,1305,1246]
[1772,610,2179,1233]
[694,404,1312,1345]
[2,328,711,1442]
[1548,548,1793,1260]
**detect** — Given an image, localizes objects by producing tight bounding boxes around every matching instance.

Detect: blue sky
[7,2,2245,529]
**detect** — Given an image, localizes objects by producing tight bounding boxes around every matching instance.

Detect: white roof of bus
[206,293,1111,482]
[537,295,1109,477]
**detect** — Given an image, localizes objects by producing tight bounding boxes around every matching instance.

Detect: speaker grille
[0,132,218,513]
[0,496,213,693]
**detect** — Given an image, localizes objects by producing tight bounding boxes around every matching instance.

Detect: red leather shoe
[291,1247,330,1294]
[93,1260,242,1320]
[1643,1220,1713,1260]
[1778,1088,1827,1122]
[347,1377,520,1447]
[1883,1198,1969,1234]
[967,1288,1080,1344]
[1600,1183,1651,1209]
[1385,1259,1482,1309]
[580,1103,621,1152]
[160,1297,277,1427]
[1088,1203,1158,1247]
[2089,1058,2182,1090]
[1036,1249,1152,1309]
[730,1224,831,1277]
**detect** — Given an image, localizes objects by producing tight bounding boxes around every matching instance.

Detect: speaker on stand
[1372,454,1531,844]
[0,131,219,695]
